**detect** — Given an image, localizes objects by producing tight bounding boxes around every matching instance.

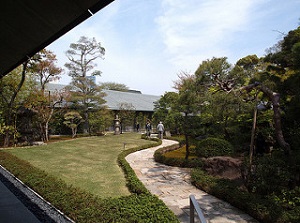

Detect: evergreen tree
[65,36,106,134]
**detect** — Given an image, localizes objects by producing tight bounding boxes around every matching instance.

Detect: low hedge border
[117,138,161,194]
[0,137,179,223]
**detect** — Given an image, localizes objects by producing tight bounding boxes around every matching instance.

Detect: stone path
[126,139,259,223]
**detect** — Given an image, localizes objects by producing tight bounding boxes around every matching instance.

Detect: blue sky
[48,0,300,95]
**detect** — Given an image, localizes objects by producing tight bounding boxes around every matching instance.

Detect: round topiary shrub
[195,137,234,158]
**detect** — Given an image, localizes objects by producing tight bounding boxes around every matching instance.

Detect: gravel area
[0,165,74,223]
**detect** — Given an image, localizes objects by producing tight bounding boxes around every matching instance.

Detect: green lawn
[6,133,149,198]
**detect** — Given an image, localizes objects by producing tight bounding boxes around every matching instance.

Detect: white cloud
[46,0,300,95]
[156,0,263,69]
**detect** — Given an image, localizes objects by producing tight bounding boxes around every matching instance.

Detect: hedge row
[0,137,179,223]
[117,138,160,194]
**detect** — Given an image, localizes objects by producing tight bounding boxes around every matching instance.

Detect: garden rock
[202,156,243,180]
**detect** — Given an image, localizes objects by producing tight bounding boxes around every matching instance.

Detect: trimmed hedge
[117,139,161,194]
[195,137,234,158]
[0,137,179,223]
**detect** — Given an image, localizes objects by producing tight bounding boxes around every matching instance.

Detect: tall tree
[65,36,106,134]
[195,56,291,154]
[25,89,64,142]
[237,55,292,154]
[153,91,179,131]
[195,57,245,92]
[194,58,246,139]
[26,49,63,142]
[0,62,31,146]
[173,72,203,159]
[117,102,136,133]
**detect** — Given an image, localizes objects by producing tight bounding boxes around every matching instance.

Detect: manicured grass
[164,145,197,159]
[6,133,150,198]
[0,138,179,222]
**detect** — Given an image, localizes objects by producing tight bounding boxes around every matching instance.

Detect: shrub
[191,168,300,223]
[117,140,160,194]
[245,155,291,195]
[195,137,234,158]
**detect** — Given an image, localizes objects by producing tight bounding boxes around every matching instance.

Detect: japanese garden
[1,25,300,222]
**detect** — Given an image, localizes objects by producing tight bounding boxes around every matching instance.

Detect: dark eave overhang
[0,0,114,78]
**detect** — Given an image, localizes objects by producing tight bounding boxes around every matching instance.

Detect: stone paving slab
[126,139,259,223]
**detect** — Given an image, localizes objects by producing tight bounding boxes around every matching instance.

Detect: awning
[0,0,114,78]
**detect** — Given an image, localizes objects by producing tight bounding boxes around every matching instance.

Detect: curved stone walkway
[126,139,259,223]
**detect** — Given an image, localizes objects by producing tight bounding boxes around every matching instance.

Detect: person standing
[145,120,151,137]
[157,121,164,139]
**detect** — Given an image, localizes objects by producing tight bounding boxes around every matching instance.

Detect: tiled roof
[45,83,161,112]
[103,90,160,112]
[45,83,67,92]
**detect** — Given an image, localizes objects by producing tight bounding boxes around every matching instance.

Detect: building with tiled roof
[103,89,160,112]
[45,83,161,113]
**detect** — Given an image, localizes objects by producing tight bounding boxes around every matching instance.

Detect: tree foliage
[100,82,129,91]
[153,91,179,129]
[65,36,106,134]
[31,49,62,91]
[0,62,33,146]
[25,49,63,142]
[65,36,105,78]
[117,102,136,132]
[63,111,83,138]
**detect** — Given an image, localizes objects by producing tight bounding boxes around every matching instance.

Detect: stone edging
[0,164,74,223]
[155,142,180,154]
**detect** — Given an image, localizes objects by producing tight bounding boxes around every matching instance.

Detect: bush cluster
[195,137,234,158]
[0,137,179,223]
[245,155,291,195]
[191,168,300,223]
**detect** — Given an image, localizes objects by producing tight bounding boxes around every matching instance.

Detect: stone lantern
[114,115,121,135]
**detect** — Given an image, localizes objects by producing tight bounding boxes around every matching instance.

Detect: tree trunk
[3,61,28,147]
[224,116,230,140]
[73,127,78,138]
[83,108,89,134]
[250,104,258,166]
[241,82,291,154]
[40,123,46,142]
[185,134,190,160]
[44,122,49,142]
[271,91,291,154]
[44,107,54,142]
